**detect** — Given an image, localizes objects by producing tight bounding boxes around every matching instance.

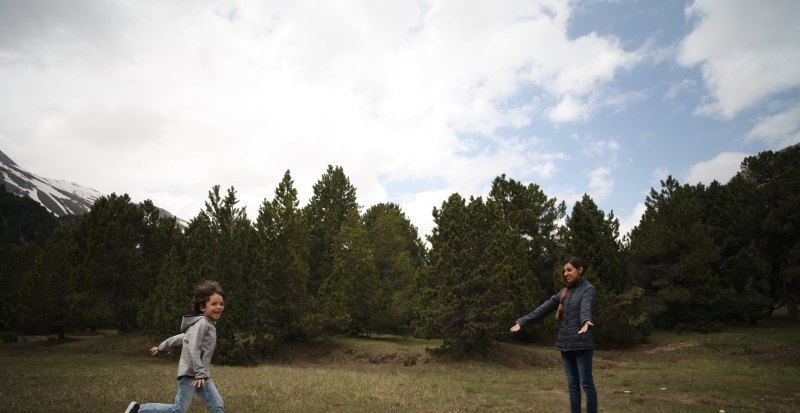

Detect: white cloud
[527,30,639,98]
[587,167,613,201]
[685,152,748,185]
[619,202,646,238]
[0,1,645,238]
[581,136,621,162]
[664,79,699,101]
[651,167,670,183]
[746,104,800,149]
[548,95,589,123]
[678,0,800,118]
[401,189,453,243]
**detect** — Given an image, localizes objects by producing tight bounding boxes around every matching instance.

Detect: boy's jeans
[561,349,597,413]
[139,376,224,413]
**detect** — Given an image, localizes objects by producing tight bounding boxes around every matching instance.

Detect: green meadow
[1,319,798,413]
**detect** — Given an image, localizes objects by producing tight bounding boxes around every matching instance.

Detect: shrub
[0,331,18,343]
[594,287,651,348]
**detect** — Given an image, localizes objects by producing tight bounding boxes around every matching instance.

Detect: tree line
[1,145,798,361]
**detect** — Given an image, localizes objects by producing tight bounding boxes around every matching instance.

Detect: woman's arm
[578,285,596,334]
[512,291,561,331]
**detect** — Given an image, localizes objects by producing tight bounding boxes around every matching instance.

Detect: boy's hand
[150,346,159,356]
[192,378,206,388]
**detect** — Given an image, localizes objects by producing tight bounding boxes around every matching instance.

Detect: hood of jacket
[180,314,211,333]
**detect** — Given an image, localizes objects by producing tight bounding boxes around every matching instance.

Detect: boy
[125,280,225,413]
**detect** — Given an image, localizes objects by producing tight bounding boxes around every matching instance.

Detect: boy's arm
[154,333,185,353]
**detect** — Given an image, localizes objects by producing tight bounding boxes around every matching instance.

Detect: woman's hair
[556,257,586,320]
[192,280,225,314]
[563,256,585,272]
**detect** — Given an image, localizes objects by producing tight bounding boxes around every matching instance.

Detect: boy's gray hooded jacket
[517,277,596,351]
[157,315,217,379]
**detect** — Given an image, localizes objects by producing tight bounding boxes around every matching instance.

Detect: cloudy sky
[1,0,799,239]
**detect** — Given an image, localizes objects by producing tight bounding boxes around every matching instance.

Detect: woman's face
[562,262,583,285]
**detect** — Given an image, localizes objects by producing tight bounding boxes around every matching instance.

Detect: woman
[510,257,597,413]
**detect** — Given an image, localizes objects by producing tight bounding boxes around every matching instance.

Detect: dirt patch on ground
[611,388,725,406]
[270,340,431,366]
[344,348,428,366]
[269,339,571,369]
[482,342,563,369]
[641,340,699,355]
[267,338,630,370]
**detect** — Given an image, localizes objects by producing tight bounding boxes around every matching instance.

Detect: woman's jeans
[561,349,597,413]
[139,377,224,413]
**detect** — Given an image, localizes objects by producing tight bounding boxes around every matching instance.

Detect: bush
[213,332,277,366]
[594,287,651,348]
[0,331,18,343]
[214,340,260,366]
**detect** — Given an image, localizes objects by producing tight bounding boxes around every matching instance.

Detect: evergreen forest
[1,145,798,363]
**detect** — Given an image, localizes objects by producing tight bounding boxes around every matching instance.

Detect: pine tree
[255,170,312,343]
[304,165,359,295]
[21,252,79,338]
[565,194,648,346]
[703,179,771,323]
[0,243,40,333]
[628,177,725,331]
[183,212,215,284]
[416,194,470,340]
[68,194,181,332]
[733,145,800,322]
[564,194,624,293]
[423,195,515,354]
[193,185,257,355]
[73,194,149,332]
[138,247,191,340]
[317,210,381,335]
[0,184,60,246]
[488,175,562,341]
[34,225,79,338]
[363,202,426,333]
[139,200,185,296]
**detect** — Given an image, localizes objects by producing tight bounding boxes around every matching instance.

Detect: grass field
[1,319,798,413]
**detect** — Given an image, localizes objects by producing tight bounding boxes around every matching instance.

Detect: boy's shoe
[124,401,139,413]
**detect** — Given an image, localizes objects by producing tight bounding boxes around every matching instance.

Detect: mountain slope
[0,149,187,225]
[0,150,103,217]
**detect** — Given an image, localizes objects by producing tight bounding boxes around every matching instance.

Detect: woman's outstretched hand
[578,321,594,334]
[509,323,521,333]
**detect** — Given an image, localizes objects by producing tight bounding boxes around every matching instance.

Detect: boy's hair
[193,280,225,314]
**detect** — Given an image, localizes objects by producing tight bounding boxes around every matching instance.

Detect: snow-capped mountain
[0,150,103,217]
[0,149,187,225]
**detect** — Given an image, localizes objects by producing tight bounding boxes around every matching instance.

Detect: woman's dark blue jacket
[516,277,596,351]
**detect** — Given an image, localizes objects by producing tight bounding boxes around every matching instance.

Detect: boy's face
[201,293,225,320]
